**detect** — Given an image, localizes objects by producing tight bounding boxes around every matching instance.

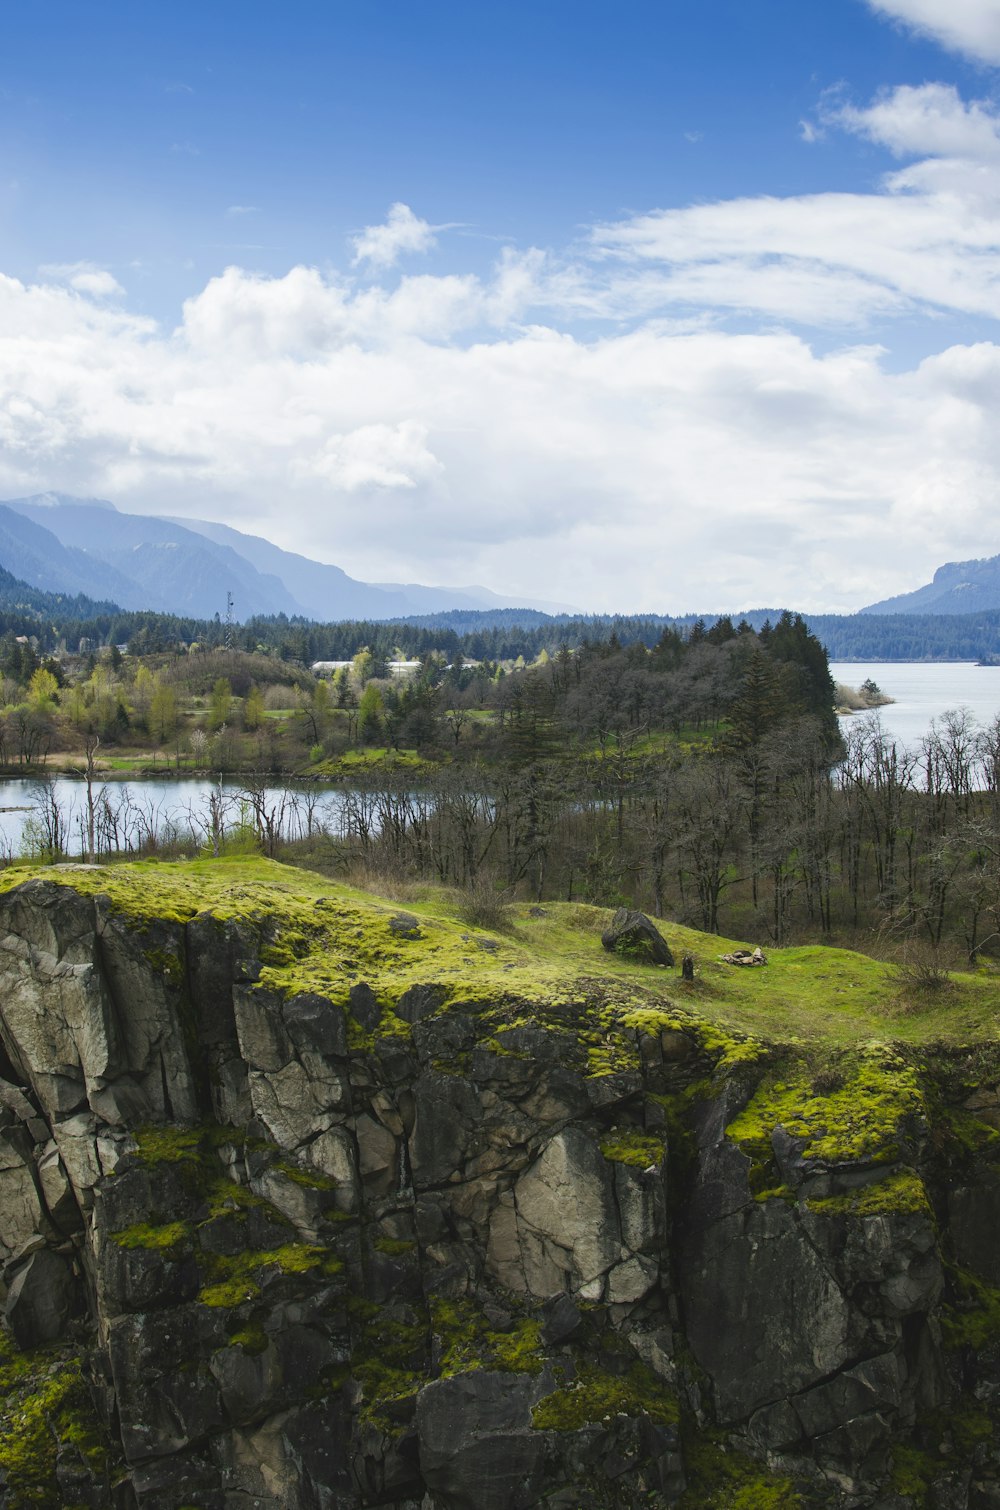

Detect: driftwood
[720,946,767,967]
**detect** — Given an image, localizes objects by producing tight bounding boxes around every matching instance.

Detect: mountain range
[0,494,574,622]
[861,553,1000,616]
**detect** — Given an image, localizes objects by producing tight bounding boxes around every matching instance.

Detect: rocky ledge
[0,857,997,1508]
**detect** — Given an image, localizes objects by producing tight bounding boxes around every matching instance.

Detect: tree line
[2,545,1000,664]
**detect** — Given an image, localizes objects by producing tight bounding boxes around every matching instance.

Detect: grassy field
[3,853,995,1054]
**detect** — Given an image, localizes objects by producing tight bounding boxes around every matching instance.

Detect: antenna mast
[225,592,234,652]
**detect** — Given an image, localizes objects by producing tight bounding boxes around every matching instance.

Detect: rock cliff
[0,857,998,1508]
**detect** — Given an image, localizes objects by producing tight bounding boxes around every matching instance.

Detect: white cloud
[295,421,443,491]
[351,203,438,269]
[38,263,124,298]
[6,89,1000,612]
[831,81,1000,160]
[2,256,1000,613]
[226,204,259,217]
[864,0,1000,64]
[590,84,1000,327]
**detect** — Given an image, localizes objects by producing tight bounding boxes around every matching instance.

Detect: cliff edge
[0,857,997,1508]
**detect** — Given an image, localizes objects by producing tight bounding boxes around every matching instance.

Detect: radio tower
[225,592,234,652]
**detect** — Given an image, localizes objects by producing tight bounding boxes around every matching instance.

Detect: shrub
[458,877,515,933]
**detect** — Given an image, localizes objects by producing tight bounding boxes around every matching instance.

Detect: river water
[0,778,354,858]
[0,663,997,856]
[830,661,1000,752]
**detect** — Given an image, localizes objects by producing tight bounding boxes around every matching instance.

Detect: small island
[834,675,895,713]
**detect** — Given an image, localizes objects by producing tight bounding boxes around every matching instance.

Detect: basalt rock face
[0,870,997,1508]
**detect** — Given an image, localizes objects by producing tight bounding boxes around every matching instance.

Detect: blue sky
[2,0,1000,612]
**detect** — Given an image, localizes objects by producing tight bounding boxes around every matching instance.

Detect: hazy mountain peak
[0,493,572,621]
[861,552,1000,616]
[11,491,118,512]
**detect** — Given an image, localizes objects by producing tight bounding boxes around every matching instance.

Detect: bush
[892,945,954,997]
[458,877,515,933]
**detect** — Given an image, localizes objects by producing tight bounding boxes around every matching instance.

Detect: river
[830,661,1000,752]
[0,662,997,856]
[0,777,354,858]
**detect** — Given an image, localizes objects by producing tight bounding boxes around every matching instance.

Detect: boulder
[601,908,674,966]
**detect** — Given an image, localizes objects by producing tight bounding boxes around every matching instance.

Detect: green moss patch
[599,1128,666,1168]
[225,1320,269,1355]
[350,1304,428,1432]
[727,1046,926,1188]
[532,1359,678,1431]
[431,1297,544,1377]
[892,1404,998,1506]
[198,1243,340,1307]
[679,1423,804,1509]
[112,1219,191,1253]
[131,1124,205,1167]
[373,1236,417,1256]
[805,1167,932,1219]
[941,1266,1000,1349]
[0,1339,118,1508]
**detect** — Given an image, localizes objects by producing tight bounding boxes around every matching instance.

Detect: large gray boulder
[601,908,674,966]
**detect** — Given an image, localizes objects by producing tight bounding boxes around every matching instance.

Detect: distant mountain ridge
[862,553,1000,616]
[0,494,576,621]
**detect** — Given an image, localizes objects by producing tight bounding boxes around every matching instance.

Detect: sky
[3,0,1000,615]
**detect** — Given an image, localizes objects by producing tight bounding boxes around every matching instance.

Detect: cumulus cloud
[864,0,1000,64]
[2,255,1000,613]
[6,93,1000,612]
[295,421,443,491]
[832,81,1000,160]
[351,203,438,269]
[38,263,124,298]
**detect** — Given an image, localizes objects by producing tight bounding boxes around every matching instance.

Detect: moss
[936,1104,1000,1158]
[598,1128,666,1168]
[726,1046,926,1193]
[373,1237,417,1256]
[143,945,185,985]
[678,1423,804,1509]
[111,1219,191,1252]
[891,1441,934,1504]
[891,1404,998,1506]
[373,1009,413,1044]
[0,1339,118,1507]
[132,1124,205,1167]
[940,1265,1000,1349]
[805,1167,932,1219]
[586,1041,635,1078]
[532,1359,678,1431]
[225,1320,269,1355]
[431,1297,544,1378]
[274,1159,339,1192]
[351,1308,428,1432]
[198,1243,341,1307]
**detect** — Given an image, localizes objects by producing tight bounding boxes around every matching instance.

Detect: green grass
[2,855,998,1058]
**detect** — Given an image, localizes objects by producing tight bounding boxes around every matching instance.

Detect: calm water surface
[0,663,997,853]
[830,661,1000,750]
[0,778,353,856]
